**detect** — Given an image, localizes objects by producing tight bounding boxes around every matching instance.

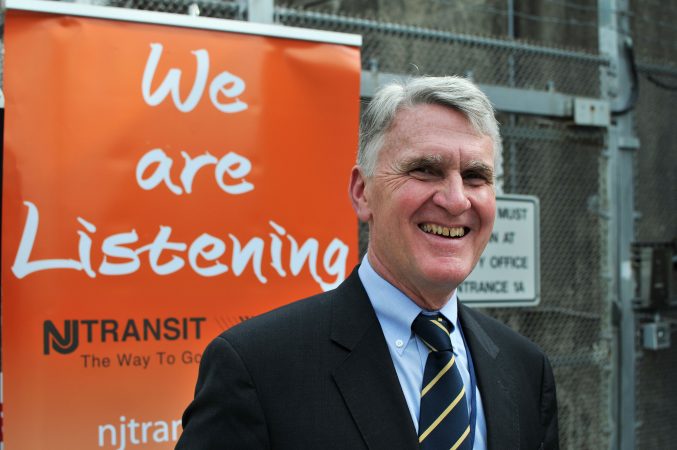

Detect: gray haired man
[177,76,559,450]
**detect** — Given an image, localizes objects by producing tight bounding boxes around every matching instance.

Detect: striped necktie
[412,313,471,450]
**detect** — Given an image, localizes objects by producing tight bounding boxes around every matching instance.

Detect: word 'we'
[142,43,247,113]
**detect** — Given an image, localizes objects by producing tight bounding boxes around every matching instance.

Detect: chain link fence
[108,0,243,18]
[277,6,604,97]
[3,1,675,449]
[631,0,677,447]
[490,118,611,449]
[278,2,612,448]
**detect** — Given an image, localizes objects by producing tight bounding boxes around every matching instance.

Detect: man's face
[350,103,496,307]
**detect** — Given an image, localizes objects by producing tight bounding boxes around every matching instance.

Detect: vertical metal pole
[598,1,639,449]
[503,0,516,195]
[507,0,514,39]
[247,0,274,23]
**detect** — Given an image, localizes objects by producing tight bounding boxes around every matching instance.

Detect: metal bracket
[619,136,640,150]
[574,97,611,127]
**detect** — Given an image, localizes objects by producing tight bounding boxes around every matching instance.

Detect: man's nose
[432,173,471,215]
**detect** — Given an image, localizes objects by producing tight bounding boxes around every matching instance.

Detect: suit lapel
[327,272,522,449]
[459,305,520,450]
[329,270,419,450]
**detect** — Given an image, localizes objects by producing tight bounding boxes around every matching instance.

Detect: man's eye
[410,166,439,178]
[464,171,489,184]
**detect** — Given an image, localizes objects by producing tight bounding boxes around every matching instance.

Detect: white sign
[459,194,540,307]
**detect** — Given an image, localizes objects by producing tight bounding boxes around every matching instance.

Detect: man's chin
[417,267,471,293]
[419,257,473,280]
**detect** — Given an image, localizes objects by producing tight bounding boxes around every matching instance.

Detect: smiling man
[177,76,559,450]
[351,101,497,310]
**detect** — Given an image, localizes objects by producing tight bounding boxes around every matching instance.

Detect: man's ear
[349,165,372,223]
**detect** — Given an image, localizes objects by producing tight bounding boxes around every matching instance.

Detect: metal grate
[636,337,677,450]
[631,0,677,70]
[633,41,677,450]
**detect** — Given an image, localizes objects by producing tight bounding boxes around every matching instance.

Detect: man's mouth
[419,223,467,238]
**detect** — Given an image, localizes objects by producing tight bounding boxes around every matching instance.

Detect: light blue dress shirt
[358,256,487,450]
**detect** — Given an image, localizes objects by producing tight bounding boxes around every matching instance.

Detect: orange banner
[1,5,360,449]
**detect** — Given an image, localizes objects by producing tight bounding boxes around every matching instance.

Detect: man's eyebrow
[463,160,495,178]
[397,154,443,172]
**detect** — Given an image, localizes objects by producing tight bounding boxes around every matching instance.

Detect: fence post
[598,1,640,449]
[247,0,274,23]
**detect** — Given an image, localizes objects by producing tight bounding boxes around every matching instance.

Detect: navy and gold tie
[412,313,471,450]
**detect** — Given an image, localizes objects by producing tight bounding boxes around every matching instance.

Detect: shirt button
[395,339,404,348]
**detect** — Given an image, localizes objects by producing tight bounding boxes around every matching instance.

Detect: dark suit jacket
[177,268,559,449]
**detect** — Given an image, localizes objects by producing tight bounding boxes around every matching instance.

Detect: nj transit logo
[43,317,206,355]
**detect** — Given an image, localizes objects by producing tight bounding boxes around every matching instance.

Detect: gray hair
[357,76,502,177]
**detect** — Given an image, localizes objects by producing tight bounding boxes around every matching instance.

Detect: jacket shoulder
[461,304,548,361]
[220,289,335,348]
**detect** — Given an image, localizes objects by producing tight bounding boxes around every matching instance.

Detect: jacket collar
[330,268,419,450]
[459,304,520,450]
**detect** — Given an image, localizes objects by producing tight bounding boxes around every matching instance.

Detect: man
[176,76,559,449]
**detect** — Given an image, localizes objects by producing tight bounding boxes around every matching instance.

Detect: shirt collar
[358,256,459,354]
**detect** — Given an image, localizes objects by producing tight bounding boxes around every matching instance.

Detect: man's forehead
[390,103,482,133]
[385,108,490,146]
[383,136,494,164]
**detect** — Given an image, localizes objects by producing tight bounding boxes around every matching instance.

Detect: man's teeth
[420,223,465,238]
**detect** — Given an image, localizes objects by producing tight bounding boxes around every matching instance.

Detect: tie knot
[412,313,453,352]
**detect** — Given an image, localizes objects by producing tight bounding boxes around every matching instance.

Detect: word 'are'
[136,148,253,195]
